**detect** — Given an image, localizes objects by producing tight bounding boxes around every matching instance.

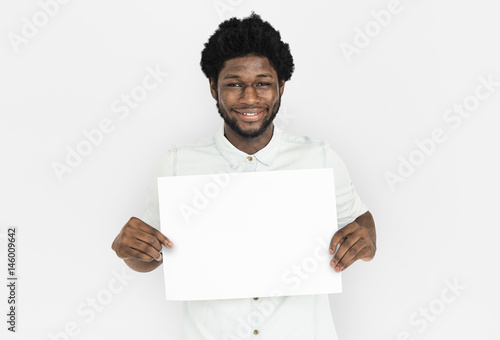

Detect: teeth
[239,110,263,116]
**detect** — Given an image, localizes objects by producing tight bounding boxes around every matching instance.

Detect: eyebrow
[223,73,274,80]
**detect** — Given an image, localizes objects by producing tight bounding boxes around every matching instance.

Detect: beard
[217,96,281,139]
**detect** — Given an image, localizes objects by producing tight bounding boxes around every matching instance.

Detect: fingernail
[167,241,173,247]
[330,260,334,267]
[329,248,334,255]
[335,266,340,272]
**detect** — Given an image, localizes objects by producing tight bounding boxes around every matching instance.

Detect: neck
[224,123,274,155]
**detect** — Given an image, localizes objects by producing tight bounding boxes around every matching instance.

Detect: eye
[227,83,241,87]
[257,82,269,86]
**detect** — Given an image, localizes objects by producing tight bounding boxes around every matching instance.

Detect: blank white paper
[157,168,341,301]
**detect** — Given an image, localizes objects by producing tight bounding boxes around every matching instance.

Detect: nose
[240,86,260,105]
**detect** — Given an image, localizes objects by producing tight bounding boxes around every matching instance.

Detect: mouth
[232,108,267,122]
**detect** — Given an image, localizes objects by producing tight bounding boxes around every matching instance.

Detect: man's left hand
[329,211,376,272]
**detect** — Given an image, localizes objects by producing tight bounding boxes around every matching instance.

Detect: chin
[217,101,278,139]
[240,126,264,137]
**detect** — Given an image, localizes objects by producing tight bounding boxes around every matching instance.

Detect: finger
[131,245,163,262]
[129,217,174,248]
[164,236,174,248]
[331,230,360,268]
[329,223,357,255]
[339,244,373,270]
[133,229,163,252]
[329,237,346,255]
[127,236,163,262]
[335,254,357,272]
[141,225,173,248]
[331,239,365,272]
[115,229,163,261]
[126,247,161,262]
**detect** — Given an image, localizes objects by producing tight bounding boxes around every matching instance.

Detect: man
[112,13,376,339]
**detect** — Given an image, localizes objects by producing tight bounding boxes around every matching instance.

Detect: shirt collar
[214,123,282,169]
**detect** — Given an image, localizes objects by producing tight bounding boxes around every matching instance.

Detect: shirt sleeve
[325,142,368,229]
[140,149,175,230]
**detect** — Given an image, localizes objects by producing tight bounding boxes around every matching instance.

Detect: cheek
[219,92,236,109]
[266,91,280,106]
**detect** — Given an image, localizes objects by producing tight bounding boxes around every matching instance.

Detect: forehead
[219,55,277,80]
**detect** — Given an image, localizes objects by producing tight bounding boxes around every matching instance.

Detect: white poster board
[158,168,341,301]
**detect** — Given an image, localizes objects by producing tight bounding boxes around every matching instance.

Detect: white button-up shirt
[142,124,368,340]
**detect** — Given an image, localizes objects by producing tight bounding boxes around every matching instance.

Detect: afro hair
[200,13,294,86]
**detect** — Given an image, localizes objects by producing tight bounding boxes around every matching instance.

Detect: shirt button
[253,297,259,300]
[247,156,253,161]
[253,330,259,335]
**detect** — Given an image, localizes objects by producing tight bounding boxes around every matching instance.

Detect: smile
[233,109,266,121]
[234,109,266,115]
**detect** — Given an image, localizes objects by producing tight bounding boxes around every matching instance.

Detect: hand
[329,211,376,272]
[112,217,173,271]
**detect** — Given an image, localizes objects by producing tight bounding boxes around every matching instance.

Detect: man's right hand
[111,217,173,272]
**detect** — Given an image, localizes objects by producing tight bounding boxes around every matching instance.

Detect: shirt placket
[251,296,261,338]
[245,155,257,172]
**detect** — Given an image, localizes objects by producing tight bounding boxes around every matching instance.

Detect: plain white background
[1,0,499,339]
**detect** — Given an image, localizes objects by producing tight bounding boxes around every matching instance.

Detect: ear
[209,78,218,100]
[279,80,285,97]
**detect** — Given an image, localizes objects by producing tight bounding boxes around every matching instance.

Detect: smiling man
[212,55,283,154]
[112,13,376,340]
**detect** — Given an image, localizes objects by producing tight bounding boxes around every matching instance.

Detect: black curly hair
[200,13,294,87]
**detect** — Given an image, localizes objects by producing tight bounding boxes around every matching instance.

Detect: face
[210,55,285,139]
